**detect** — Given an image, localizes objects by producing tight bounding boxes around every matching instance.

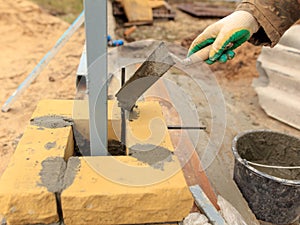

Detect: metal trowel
[115,42,211,111]
[115,42,175,111]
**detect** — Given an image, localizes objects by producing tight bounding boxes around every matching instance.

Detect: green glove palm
[188,11,259,64]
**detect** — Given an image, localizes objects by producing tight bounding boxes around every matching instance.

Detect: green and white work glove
[187,11,259,64]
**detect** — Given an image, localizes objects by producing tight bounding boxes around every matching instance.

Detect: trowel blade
[115,42,175,111]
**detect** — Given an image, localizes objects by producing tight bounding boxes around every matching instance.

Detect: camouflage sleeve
[236,0,300,47]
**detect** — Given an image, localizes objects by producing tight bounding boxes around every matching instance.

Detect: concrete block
[127,101,170,148]
[61,101,193,225]
[33,99,121,142]
[0,99,193,225]
[73,100,121,141]
[31,99,74,118]
[61,156,193,225]
[0,125,74,225]
[73,100,170,150]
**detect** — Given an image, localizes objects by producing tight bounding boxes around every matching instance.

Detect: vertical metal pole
[121,67,126,153]
[84,0,108,155]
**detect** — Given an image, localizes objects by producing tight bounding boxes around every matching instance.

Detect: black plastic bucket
[232,130,300,224]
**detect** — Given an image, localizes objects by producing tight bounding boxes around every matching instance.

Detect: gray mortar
[38,157,80,225]
[38,157,80,193]
[129,144,174,170]
[30,115,73,129]
[62,157,80,190]
[38,157,66,193]
[44,141,57,150]
[128,106,140,121]
[236,131,300,180]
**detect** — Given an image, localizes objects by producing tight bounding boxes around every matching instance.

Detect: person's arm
[237,0,300,47]
[188,0,300,64]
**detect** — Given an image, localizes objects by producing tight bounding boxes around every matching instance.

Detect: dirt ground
[0,0,85,176]
[0,0,299,181]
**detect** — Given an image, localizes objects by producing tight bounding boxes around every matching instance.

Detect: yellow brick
[127,101,170,149]
[31,99,74,118]
[12,125,74,161]
[1,99,193,225]
[61,101,193,225]
[61,156,193,225]
[108,100,121,140]
[73,100,168,145]
[32,99,122,142]
[72,100,89,140]
[73,100,121,141]
[0,125,74,225]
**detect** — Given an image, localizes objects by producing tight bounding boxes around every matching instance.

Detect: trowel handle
[183,45,211,65]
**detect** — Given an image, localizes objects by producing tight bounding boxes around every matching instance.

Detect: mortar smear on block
[129,144,174,170]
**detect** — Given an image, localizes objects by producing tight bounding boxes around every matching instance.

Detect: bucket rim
[232,129,300,186]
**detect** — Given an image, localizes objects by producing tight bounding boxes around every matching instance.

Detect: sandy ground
[0,0,85,176]
[1,0,299,180]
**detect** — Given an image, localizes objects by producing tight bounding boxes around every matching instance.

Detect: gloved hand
[188,10,260,64]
